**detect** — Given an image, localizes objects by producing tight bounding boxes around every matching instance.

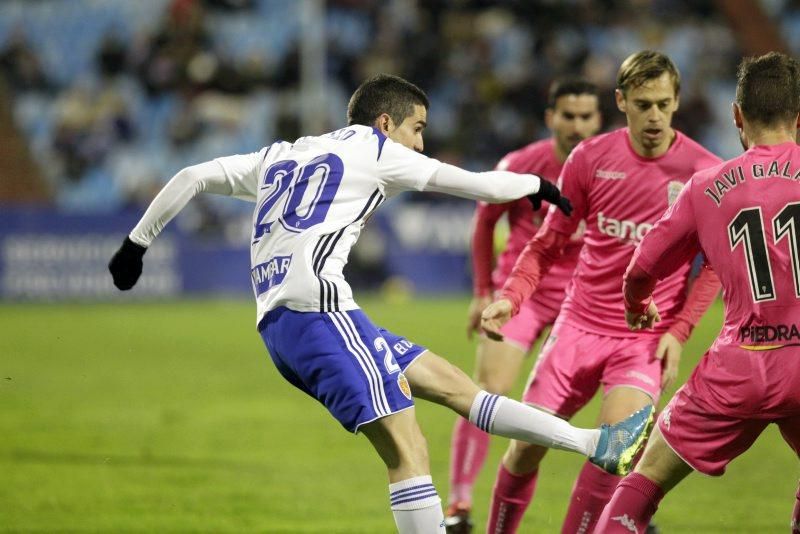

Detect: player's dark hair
[736,52,800,128]
[617,50,681,96]
[347,74,429,127]
[547,78,599,108]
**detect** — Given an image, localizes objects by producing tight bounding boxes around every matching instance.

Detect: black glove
[527,178,573,216]
[108,237,147,290]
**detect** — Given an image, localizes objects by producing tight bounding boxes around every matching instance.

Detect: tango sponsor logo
[597,212,653,244]
[739,323,800,351]
[251,255,292,296]
[596,169,627,180]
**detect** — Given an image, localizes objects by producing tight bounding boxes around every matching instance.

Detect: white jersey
[129,125,544,327]
[215,125,441,321]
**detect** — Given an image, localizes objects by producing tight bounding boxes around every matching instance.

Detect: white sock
[468,390,600,456]
[389,475,445,533]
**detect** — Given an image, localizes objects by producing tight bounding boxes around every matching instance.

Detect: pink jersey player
[446,80,601,531]
[597,52,800,534]
[480,51,722,534]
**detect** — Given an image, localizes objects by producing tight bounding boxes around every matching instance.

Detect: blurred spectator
[51,82,135,182]
[0,28,54,93]
[137,0,213,95]
[4,0,797,220]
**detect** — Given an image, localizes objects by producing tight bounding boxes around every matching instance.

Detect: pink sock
[792,482,800,533]
[487,463,538,534]
[595,473,664,534]
[448,417,491,506]
[561,461,621,533]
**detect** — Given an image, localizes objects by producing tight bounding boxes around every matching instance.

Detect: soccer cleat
[444,502,473,534]
[589,404,655,475]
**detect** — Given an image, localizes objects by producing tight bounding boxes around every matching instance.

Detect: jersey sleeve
[633,180,700,280]
[376,135,442,195]
[213,148,269,201]
[500,223,571,314]
[472,201,509,295]
[129,160,239,247]
[543,146,589,236]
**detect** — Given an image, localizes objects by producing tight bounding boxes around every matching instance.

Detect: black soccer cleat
[444,502,473,534]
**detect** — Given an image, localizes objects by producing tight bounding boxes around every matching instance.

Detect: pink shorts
[522,321,662,418]
[498,293,560,353]
[658,346,800,476]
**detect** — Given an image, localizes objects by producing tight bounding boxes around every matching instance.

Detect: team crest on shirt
[397,373,412,400]
[667,181,684,206]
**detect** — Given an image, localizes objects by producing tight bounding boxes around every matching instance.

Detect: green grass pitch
[1,297,797,532]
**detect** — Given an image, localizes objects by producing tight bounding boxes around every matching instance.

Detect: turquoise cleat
[590,404,655,475]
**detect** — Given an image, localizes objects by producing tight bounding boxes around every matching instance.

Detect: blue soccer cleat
[590,404,655,475]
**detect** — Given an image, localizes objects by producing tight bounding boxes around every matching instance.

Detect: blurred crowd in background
[1,0,799,235]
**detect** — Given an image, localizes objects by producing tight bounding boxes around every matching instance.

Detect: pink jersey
[635,141,800,353]
[472,138,582,300]
[546,128,721,337]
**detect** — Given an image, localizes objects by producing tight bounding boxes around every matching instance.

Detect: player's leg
[597,356,771,534]
[594,425,692,533]
[447,305,540,530]
[388,320,652,531]
[404,350,603,455]
[447,337,525,531]
[487,324,604,534]
[261,308,444,532]
[405,349,652,534]
[559,332,663,534]
[487,437,550,533]
[561,385,654,533]
[360,409,446,533]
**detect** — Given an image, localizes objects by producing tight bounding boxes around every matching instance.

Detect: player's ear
[673,93,680,112]
[544,107,554,129]
[615,89,626,113]
[375,113,394,135]
[732,102,743,129]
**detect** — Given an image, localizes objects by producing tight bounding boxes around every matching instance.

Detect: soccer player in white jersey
[108,74,653,533]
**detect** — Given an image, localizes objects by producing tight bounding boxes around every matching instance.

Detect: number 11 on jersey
[729,202,800,302]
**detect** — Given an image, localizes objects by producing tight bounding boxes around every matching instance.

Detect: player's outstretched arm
[500,223,569,313]
[479,223,569,340]
[108,161,239,290]
[471,202,506,298]
[424,163,572,214]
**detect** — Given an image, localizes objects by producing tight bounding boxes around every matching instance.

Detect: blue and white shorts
[259,306,427,432]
